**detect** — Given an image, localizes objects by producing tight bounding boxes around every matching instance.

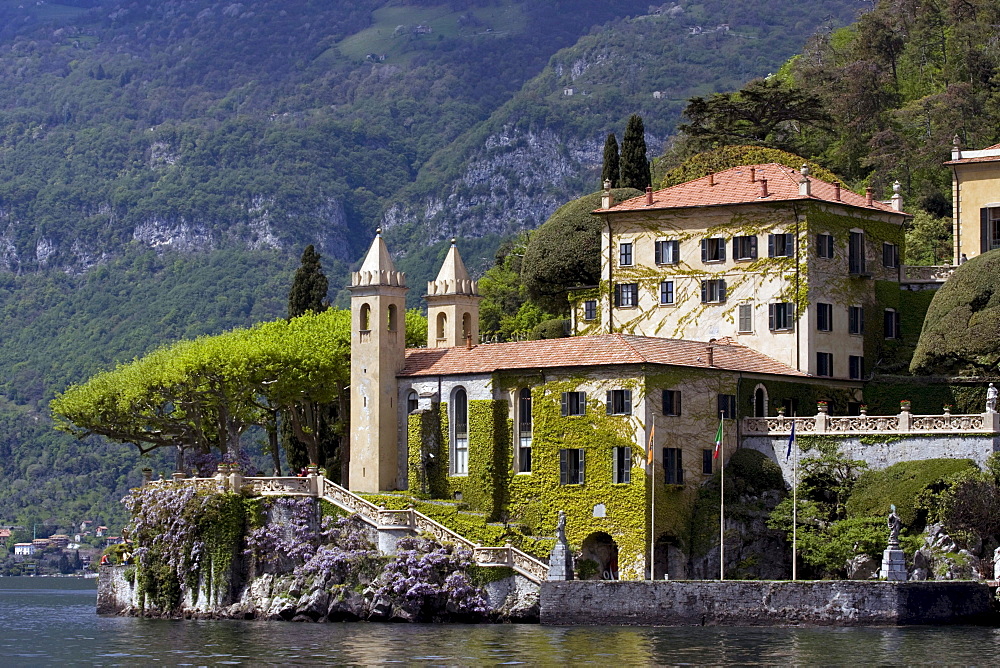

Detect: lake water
[3,577,1000,665]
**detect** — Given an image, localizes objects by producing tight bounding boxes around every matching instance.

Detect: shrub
[846,458,977,527]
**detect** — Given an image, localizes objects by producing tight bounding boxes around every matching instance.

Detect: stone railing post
[142,468,153,485]
[229,470,243,493]
[898,404,912,432]
[986,412,1000,433]
[815,402,828,433]
[171,471,186,481]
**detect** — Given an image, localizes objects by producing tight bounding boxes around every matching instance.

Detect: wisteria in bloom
[372,536,489,617]
[244,498,322,566]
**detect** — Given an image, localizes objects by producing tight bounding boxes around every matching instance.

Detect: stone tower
[425,239,481,348]
[348,230,407,493]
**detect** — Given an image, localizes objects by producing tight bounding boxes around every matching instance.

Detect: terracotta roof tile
[944,154,1000,165]
[596,163,906,216]
[401,333,808,378]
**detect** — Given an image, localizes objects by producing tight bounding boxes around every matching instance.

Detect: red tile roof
[944,154,1000,165]
[596,163,906,216]
[401,333,808,378]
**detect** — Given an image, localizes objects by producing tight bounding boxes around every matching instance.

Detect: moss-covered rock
[910,249,1000,375]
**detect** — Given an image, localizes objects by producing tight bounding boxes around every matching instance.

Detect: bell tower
[425,239,481,348]
[349,229,407,492]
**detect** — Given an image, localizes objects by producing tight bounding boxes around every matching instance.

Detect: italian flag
[713,419,724,459]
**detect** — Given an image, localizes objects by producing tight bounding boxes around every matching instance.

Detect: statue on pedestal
[880,504,907,581]
[548,510,574,581]
[987,383,998,414]
[887,505,902,550]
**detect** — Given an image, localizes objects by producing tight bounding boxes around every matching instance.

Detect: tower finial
[376,227,382,236]
[451,237,457,246]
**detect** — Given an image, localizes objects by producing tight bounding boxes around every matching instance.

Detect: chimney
[645,186,653,205]
[601,179,614,209]
[759,178,769,198]
[706,345,715,367]
[891,180,902,212]
[798,163,811,197]
[465,333,473,350]
[750,167,756,183]
[833,181,841,201]
[865,187,873,207]
[708,172,715,186]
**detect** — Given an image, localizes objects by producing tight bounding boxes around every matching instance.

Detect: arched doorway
[754,385,768,417]
[580,532,619,580]
[653,533,686,580]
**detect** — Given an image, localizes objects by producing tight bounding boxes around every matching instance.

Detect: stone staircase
[150,471,549,583]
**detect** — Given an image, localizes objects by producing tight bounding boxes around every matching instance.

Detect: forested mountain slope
[0,0,861,529]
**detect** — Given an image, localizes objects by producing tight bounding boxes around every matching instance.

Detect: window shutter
[654,241,662,265]
[624,447,631,481]
[720,239,726,262]
[578,449,585,484]
[750,236,758,259]
[884,310,892,338]
[559,450,567,485]
[768,235,775,258]
[701,239,708,263]
[579,392,586,414]
[719,279,726,302]
[785,233,794,256]
[624,390,632,415]
[613,284,621,307]
[982,208,990,254]
[676,392,682,416]
[677,450,684,484]
[672,241,680,263]
[606,390,613,415]
[662,447,668,484]
[561,393,568,417]
[895,311,901,339]
[701,281,708,303]
[662,389,669,415]
[768,304,775,330]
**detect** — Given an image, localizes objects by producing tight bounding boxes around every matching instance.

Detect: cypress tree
[620,114,651,190]
[601,132,620,188]
[287,244,329,318]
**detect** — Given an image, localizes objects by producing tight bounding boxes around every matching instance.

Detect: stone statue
[556,510,567,543]
[994,545,1000,581]
[548,510,573,581]
[987,383,998,414]
[887,504,902,549]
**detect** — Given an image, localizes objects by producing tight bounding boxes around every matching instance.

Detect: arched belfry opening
[436,312,447,342]
[387,304,398,331]
[359,303,371,331]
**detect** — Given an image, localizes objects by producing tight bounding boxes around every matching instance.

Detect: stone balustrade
[143,471,548,583]
[743,407,1000,436]
[901,264,956,284]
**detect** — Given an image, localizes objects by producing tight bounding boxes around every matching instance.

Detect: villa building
[945,140,1000,263]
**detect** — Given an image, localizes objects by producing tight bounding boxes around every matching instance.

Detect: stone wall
[540,581,998,626]
[743,434,1000,483]
[96,565,135,615]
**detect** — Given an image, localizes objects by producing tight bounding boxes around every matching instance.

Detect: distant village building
[563,88,574,96]
[13,543,34,556]
[652,91,664,99]
[48,534,70,548]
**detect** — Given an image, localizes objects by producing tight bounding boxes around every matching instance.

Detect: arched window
[387,304,398,331]
[462,312,472,340]
[436,312,447,341]
[517,388,532,473]
[754,385,768,417]
[452,388,468,475]
[407,390,419,414]
[359,303,371,331]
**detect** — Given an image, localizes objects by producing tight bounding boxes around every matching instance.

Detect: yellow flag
[647,425,655,465]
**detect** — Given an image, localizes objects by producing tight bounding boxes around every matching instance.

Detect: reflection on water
[2,577,999,665]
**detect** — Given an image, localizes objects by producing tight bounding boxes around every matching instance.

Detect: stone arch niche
[387,303,398,331]
[754,384,768,417]
[580,531,619,580]
[653,533,687,580]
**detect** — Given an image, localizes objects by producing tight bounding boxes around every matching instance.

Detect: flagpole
[719,411,725,582]
[648,425,656,580]
[792,437,798,581]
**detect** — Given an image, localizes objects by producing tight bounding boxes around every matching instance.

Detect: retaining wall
[540,580,997,626]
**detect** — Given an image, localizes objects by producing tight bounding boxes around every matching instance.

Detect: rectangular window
[985,208,1000,252]
[700,279,727,304]
[619,241,633,266]
[702,449,713,475]
[849,355,865,380]
[614,283,639,308]
[518,389,532,473]
[738,303,753,333]
[701,237,726,263]
[655,239,680,265]
[662,389,681,416]
[733,235,758,260]
[453,391,468,475]
[817,352,833,377]
[768,233,795,258]
[768,302,794,331]
[849,231,866,274]
[782,398,799,416]
[663,447,684,485]
[717,394,737,419]
[816,233,834,259]
[606,389,633,416]
[884,309,901,339]
[659,280,675,305]
[561,391,587,416]
[583,299,597,321]
[613,446,631,484]
[882,242,899,269]
[817,302,833,332]
[559,448,585,485]
[848,306,865,335]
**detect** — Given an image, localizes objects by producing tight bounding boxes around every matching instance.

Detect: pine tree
[601,132,620,188]
[287,244,329,318]
[620,114,651,190]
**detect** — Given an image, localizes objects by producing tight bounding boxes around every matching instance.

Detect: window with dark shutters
[983,208,990,254]
[662,389,681,416]
[606,389,632,415]
[663,448,683,484]
[849,231,866,274]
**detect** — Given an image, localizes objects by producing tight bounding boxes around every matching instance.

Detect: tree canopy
[660,145,840,188]
[601,132,620,188]
[288,245,330,318]
[910,249,1000,375]
[620,114,651,190]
